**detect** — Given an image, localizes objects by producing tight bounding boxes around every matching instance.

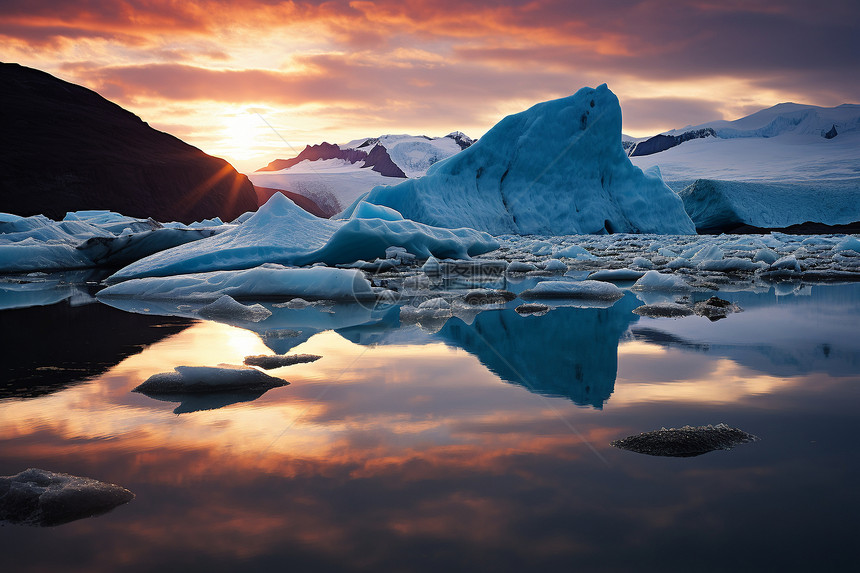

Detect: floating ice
[588,268,646,282]
[243,354,322,369]
[520,280,624,301]
[133,365,288,393]
[0,468,134,527]
[107,193,498,282]
[554,244,598,259]
[98,266,379,302]
[632,271,691,292]
[198,295,272,322]
[347,85,695,235]
[611,424,758,457]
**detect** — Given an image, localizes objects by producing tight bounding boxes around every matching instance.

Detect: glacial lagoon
[2,265,859,571]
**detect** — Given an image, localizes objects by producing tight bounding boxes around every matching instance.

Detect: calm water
[2,283,859,572]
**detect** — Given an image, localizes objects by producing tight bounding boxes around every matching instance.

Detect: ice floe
[133,365,288,393]
[0,468,134,527]
[106,193,498,283]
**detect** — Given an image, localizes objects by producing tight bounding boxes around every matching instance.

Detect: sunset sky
[2,0,857,172]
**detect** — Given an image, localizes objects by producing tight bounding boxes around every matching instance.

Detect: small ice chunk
[0,468,134,527]
[833,236,860,253]
[463,289,516,305]
[422,256,441,274]
[349,202,405,221]
[197,295,272,322]
[588,268,646,282]
[520,280,624,301]
[769,255,802,272]
[243,354,322,369]
[134,365,288,393]
[632,302,693,318]
[752,248,779,264]
[554,244,597,259]
[515,303,550,316]
[697,258,767,272]
[417,297,451,310]
[632,270,691,292]
[630,256,653,270]
[542,258,568,272]
[693,296,742,321]
[506,261,539,273]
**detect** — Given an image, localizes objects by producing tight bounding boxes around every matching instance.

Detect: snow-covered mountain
[628,102,860,232]
[249,133,473,216]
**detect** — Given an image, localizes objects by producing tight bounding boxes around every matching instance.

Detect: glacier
[344,84,695,235]
[679,179,860,232]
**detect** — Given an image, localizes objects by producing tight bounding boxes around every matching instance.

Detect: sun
[220,111,260,160]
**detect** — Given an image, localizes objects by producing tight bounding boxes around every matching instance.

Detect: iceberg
[344,85,695,235]
[98,266,380,302]
[106,193,498,283]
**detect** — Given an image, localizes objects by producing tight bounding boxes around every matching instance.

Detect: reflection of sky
[2,284,860,570]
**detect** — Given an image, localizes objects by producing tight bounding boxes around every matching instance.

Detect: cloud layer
[2,0,857,170]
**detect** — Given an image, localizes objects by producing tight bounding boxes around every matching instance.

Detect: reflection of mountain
[631,285,860,378]
[0,301,193,399]
[436,296,640,408]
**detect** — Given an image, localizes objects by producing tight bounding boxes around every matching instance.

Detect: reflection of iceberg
[99,297,399,355]
[436,294,641,408]
[1,301,193,399]
[0,269,106,311]
[630,285,860,377]
[136,389,274,415]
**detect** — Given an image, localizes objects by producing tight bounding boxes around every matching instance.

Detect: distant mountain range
[0,62,258,223]
[250,133,474,216]
[624,102,860,158]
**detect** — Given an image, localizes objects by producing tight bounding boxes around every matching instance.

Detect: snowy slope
[629,102,860,183]
[628,102,860,230]
[341,134,466,178]
[249,133,471,216]
[666,103,860,139]
[346,85,695,235]
[630,131,860,184]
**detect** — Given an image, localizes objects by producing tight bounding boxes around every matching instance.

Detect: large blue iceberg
[344,85,696,235]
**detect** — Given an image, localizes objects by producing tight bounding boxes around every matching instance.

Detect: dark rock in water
[514,303,550,316]
[464,289,516,305]
[824,124,838,139]
[694,296,742,321]
[133,365,288,393]
[0,468,134,526]
[0,63,258,223]
[244,354,322,369]
[611,424,758,457]
[632,302,693,318]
